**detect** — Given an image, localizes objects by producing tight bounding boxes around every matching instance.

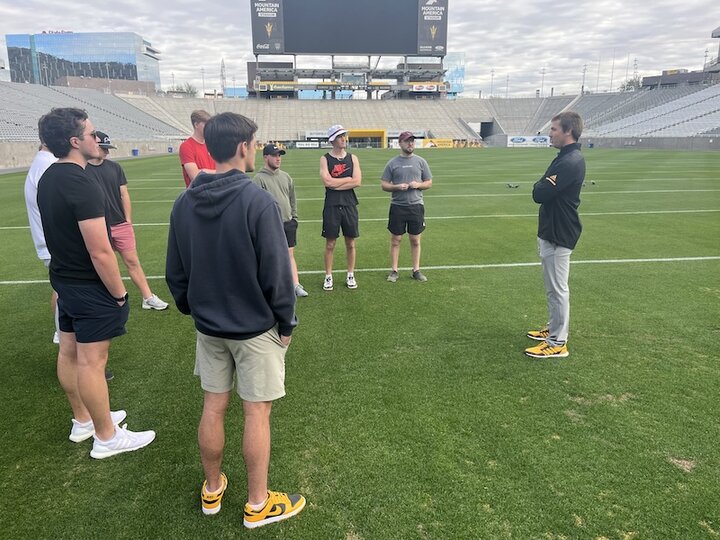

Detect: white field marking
[2,209,719,231]
[3,256,719,285]
[127,189,720,204]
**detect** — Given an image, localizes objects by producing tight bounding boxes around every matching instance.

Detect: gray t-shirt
[381,154,432,206]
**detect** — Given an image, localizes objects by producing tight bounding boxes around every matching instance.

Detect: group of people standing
[24,104,584,530]
[178,111,437,293]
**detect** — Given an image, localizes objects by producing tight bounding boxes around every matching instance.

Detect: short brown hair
[204,112,258,163]
[190,109,211,127]
[551,111,583,141]
[39,108,88,158]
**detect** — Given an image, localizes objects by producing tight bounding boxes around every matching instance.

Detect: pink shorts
[110,221,137,253]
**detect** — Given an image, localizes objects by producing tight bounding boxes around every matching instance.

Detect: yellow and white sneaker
[201,473,228,515]
[525,341,569,358]
[526,327,550,341]
[243,490,306,528]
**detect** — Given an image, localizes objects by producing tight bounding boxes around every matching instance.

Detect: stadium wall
[583,137,719,151]
[0,140,178,171]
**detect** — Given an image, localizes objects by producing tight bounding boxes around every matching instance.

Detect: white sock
[347,272,354,278]
[248,495,269,511]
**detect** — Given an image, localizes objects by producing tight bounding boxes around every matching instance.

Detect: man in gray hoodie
[166,112,305,528]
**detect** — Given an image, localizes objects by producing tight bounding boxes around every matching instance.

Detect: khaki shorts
[194,327,287,402]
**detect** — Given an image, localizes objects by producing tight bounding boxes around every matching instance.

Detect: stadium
[1,1,719,537]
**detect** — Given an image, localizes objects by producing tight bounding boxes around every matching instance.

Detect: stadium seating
[584,84,720,137]
[0,81,184,141]
[1,80,719,151]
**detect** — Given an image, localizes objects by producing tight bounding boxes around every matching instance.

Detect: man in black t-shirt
[37,108,155,459]
[319,124,362,291]
[85,131,168,311]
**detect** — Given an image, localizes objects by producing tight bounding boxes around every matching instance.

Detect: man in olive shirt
[253,144,308,297]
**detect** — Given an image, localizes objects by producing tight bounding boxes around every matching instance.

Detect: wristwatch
[114,292,129,302]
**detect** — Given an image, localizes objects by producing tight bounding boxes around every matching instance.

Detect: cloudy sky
[2,0,717,97]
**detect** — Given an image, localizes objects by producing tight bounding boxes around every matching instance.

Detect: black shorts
[322,205,359,239]
[388,204,426,236]
[284,219,298,248]
[52,280,130,343]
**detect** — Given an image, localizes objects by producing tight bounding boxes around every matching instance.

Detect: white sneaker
[90,423,156,459]
[346,275,357,289]
[52,331,60,344]
[69,410,127,443]
[323,275,333,291]
[142,294,169,310]
[295,284,309,297]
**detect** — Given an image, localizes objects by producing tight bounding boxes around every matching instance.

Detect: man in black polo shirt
[525,111,586,359]
[37,108,155,458]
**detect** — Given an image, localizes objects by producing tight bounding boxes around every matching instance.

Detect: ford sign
[510,137,527,143]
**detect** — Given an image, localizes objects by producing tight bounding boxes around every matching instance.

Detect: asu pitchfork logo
[265,23,273,37]
[430,26,437,40]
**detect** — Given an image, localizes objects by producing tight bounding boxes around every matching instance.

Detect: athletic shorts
[194,327,287,402]
[284,219,298,248]
[52,280,129,343]
[388,204,426,236]
[110,221,137,253]
[322,205,359,239]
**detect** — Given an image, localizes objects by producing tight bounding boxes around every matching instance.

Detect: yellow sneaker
[525,341,569,358]
[201,473,227,515]
[526,327,550,341]
[243,490,306,529]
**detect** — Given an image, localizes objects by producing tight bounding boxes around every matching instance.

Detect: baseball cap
[95,131,116,149]
[398,131,415,142]
[263,143,286,156]
[327,124,348,142]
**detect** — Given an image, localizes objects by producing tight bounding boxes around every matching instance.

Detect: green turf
[1,147,719,538]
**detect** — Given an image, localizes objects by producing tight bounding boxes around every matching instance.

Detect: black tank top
[324,153,358,206]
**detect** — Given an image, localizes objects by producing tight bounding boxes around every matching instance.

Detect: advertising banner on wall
[417,0,448,56]
[507,135,550,147]
[251,1,286,54]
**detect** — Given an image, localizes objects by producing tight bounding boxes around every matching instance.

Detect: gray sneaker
[411,270,428,282]
[387,270,399,283]
[90,423,156,459]
[295,284,309,297]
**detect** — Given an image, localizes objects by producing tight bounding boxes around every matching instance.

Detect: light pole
[581,64,587,94]
[232,75,236,98]
[490,68,494,97]
[171,72,175,89]
[505,74,509,98]
[201,67,205,96]
[540,67,545,97]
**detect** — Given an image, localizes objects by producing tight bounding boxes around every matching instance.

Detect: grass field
[1,147,719,539]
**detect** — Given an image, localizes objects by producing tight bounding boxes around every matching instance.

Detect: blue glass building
[6,32,160,88]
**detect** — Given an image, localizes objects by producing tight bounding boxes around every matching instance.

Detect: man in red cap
[381,131,433,283]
